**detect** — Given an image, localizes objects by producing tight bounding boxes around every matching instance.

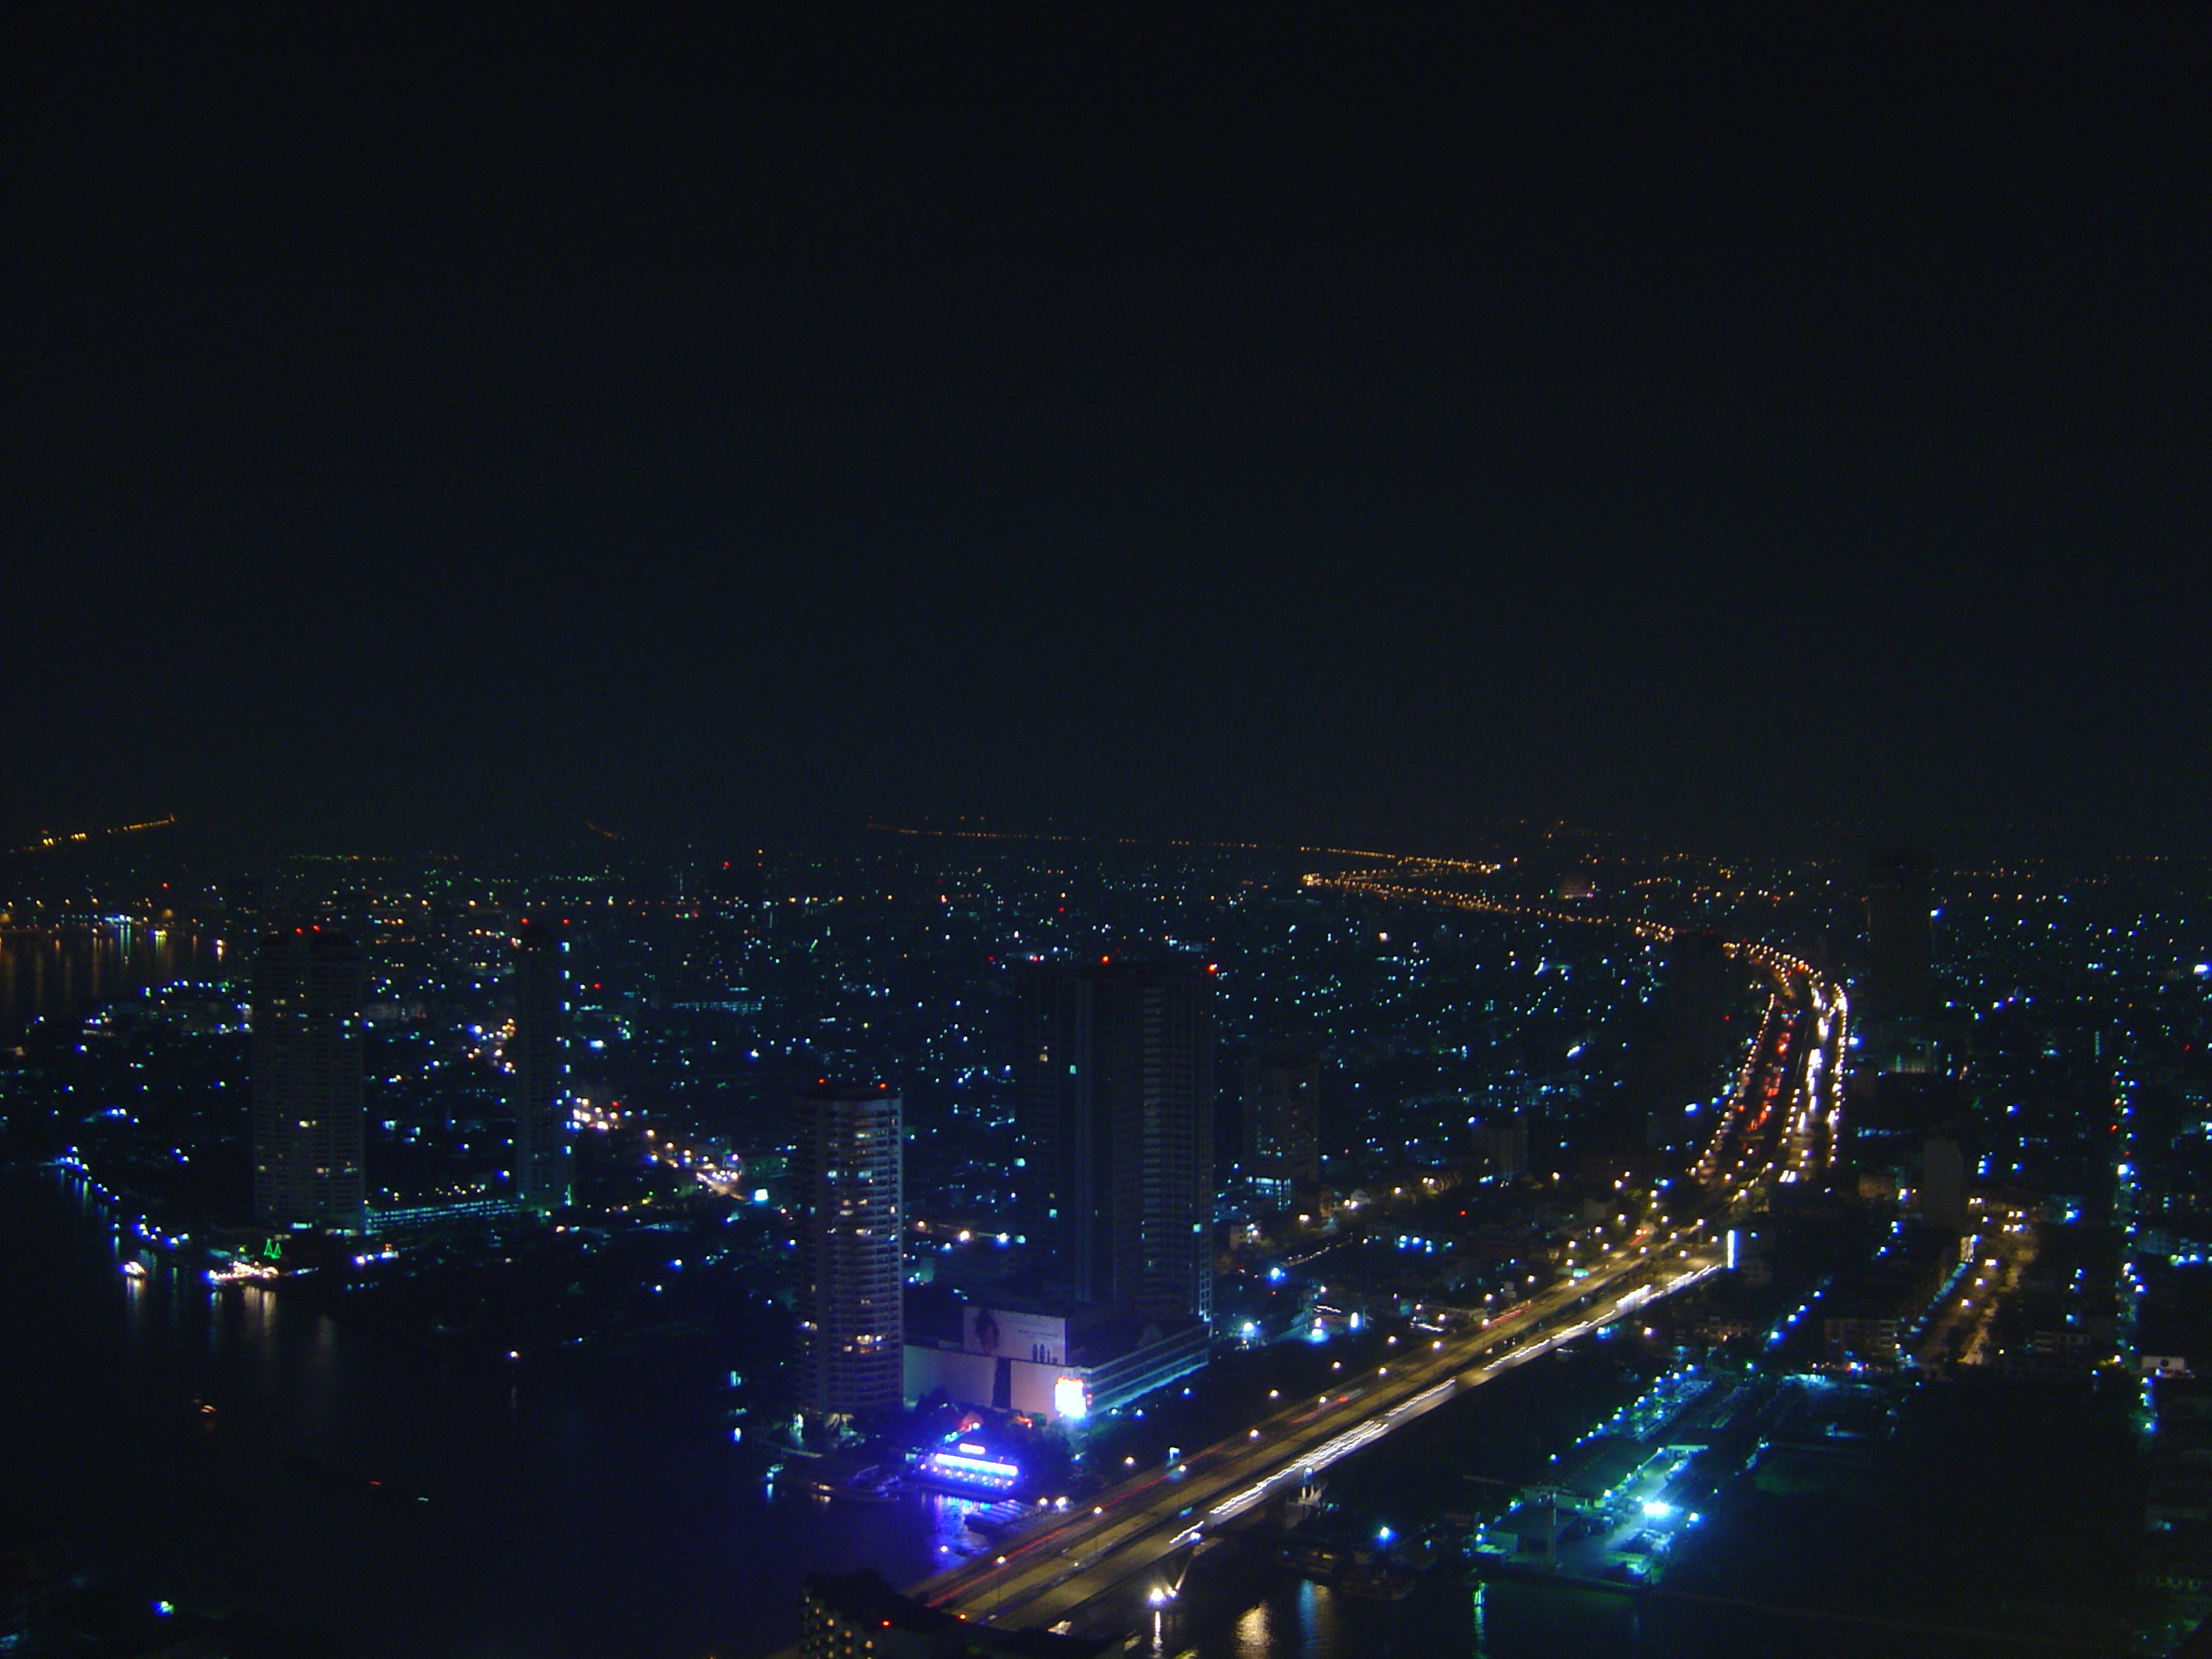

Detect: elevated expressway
[909,873,1847,1642]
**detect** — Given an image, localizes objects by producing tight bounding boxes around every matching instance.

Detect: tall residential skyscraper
[1865,847,1936,1020]
[1019,959,1215,1325]
[1634,929,1742,1150]
[1243,1042,1320,1202]
[509,919,573,1210]
[251,926,366,1229]
[792,1084,905,1421]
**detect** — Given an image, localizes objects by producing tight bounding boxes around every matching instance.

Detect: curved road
[896,883,1846,1643]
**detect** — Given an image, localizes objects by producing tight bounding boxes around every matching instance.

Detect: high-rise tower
[251,926,366,1229]
[1243,1042,1320,1202]
[1019,959,1215,1324]
[1865,847,1936,1020]
[792,1084,905,1421]
[510,919,573,1210]
[1636,930,1741,1153]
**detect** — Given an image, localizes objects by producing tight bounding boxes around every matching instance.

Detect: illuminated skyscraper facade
[251,926,366,1228]
[793,1085,905,1420]
[509,919,573,1210]
[1019,960,1215,1325]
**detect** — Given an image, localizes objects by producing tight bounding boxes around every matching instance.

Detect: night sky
[7,6,2206,852]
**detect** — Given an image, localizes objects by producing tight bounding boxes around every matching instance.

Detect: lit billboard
[963,1305,1067,1365]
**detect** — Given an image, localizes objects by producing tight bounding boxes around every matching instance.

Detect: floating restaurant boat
[1341,1564,1419,1601]
[812,1464,905,1504]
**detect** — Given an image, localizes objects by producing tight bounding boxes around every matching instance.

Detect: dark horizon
[2,803,2202,875]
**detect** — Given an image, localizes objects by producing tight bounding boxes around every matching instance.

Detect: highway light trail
[904,867,1848,1652]
[1205,1414,1394,1523]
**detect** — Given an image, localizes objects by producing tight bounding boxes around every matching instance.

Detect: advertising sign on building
[963,1305,1067,1366]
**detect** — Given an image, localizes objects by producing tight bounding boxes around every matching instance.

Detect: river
[4,1163,2000,1659]
[0,915,2100,1656]
[0,1169,952,1659]
[0,922,230,1039]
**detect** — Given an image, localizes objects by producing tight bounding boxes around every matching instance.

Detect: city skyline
[3,824,2205,1655]
[5,3,2209,1653]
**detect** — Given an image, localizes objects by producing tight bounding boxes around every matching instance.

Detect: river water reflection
[4,1159,1977,1659]
[1,1171,952,1658]
[6,1175,1993,1658]
[0,924,2011,1656]
[0,923,229,1039]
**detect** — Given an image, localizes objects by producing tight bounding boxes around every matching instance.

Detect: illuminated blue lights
[916,1448,1022,1492]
